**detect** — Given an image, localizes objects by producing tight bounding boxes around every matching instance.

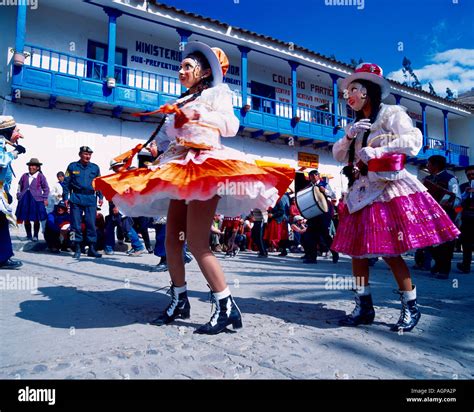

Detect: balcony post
[288,61,299,121]
[393,94,402,105]
[177,29,192,94]
[103,7,122,86]
[330,73,340,129]
[13,3,27,69]
[420,103,427,149]
[443,109,449,162]
[238,46,250,112]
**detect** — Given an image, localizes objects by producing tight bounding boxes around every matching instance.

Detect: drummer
[301,170,339,264]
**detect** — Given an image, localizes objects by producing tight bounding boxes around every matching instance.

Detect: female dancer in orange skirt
[94,41,293,335]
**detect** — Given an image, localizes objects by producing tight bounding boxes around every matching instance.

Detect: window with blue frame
[250,81,276,115]
[87,40,127,83]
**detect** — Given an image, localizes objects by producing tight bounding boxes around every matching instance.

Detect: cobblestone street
[1,231,473,380]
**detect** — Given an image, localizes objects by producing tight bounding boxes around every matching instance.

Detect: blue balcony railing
[417,137,469,167]
[12,44,469,166]
[24,44,107,80]
[426,137,446,151]
[114,64,180,96]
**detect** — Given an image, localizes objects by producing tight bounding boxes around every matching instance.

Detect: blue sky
[161,0,474,96]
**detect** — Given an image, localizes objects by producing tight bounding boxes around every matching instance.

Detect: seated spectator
[104,205,145,256]
[290,215,307,252]
[44,201,71,253]
[210,214,224,252]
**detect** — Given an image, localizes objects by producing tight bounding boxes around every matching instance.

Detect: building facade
[1,0,472,203]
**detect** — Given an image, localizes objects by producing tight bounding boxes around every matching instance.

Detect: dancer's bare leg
[165,199,188,287]
[383,255,413,291]
[186,196,227,292]
[352,257,369,287]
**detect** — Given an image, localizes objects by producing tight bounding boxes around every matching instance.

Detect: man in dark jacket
[63,146,103,259]
[424,155,461,278]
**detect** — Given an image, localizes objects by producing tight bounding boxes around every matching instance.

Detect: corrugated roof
[150,1,472,113]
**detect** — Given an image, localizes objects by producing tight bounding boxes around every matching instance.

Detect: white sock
[174,283,187,294]
[214,286,231,300]
[402,285,416,301]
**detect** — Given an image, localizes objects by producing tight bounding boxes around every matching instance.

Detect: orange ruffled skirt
[93,143,294,217]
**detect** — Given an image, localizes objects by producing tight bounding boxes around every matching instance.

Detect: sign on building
[298,152,319,168]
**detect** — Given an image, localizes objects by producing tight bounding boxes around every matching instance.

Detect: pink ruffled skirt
[332,190,460,258]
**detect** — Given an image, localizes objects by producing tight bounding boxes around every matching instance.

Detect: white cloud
[387,48,474,97]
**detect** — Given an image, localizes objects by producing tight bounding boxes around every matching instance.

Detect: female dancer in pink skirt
[332,63,459,332]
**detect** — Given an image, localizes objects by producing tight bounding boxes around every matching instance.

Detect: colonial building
[1,0,472,200]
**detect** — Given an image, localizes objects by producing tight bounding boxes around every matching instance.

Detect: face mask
[345,82,368,111]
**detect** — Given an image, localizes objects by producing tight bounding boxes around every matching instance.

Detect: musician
[457,165,474,274]
[93,41,293,334]
[301,169,338,264]
[332,63,459,332]
[0,116,27,269]
[423,155,460,278]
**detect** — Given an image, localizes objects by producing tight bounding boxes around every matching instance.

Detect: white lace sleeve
[332,136,354,163]
[359,106,422,163]
[197,84,239,137]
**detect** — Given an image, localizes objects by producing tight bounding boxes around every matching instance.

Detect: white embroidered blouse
[155,83,239,152]
[332,104,426,213]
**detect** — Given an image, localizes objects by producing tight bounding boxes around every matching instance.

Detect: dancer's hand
[345,119,371,139]
[174,107,199,128]
[180,107,200,121]
[14,144,26,155]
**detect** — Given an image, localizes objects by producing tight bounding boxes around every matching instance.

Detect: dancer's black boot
[151,283,190,326]
[194,287,242,335]
[391,286,421,332]
[339,286,375,327]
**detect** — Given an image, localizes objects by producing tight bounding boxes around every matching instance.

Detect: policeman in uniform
[0,116,27,269]
[63,146,103,258]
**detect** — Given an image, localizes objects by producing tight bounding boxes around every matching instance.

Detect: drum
[295,185,328,219]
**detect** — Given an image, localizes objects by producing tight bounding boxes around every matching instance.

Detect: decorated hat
[340,62,391,99]
[294,215,304,222]
[184,41,229,87]
[79,145,93,154]
[26,158,42,166]
[0,116,16,131]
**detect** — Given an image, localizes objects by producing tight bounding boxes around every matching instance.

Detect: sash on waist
[368,153,406,172]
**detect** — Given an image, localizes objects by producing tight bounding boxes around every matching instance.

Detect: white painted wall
[3,99,351,211]
[450,116,474,162]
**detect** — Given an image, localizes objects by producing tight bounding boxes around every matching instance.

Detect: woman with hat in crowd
[332,63,460,332]
[16,157,50,242]
[94,41,293,335]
